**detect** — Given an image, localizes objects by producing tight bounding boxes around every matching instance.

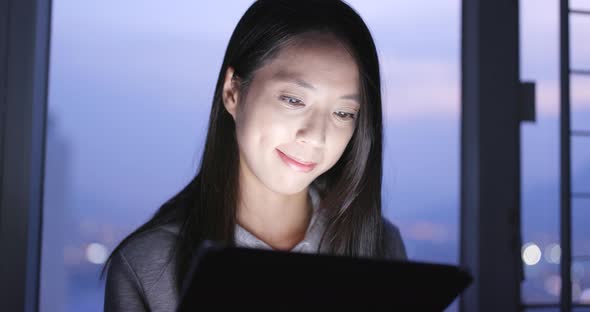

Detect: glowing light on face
[226,34,361,195]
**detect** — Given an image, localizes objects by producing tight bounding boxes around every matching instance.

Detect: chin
[267,178,312,195]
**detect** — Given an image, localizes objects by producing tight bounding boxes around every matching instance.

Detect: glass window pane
[571,0,590,11]
[521,0,590,306]
[573,197,590,262]
[571,14,590,72]
[41,0,460,311]
[571,75,590,133]
[41,1,255,311]
[572,137,590,198]
[346,0,461,266]
[520,0,560,305]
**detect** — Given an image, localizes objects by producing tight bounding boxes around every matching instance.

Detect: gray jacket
[103,219,407,312]
[104,188,407,311]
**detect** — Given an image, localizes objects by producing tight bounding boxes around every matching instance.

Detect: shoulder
[105,222,182,310]
[118,222,181,258]
[382,217,407,261]
[114,223,180,284]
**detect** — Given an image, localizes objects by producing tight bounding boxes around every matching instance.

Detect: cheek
[321,130,355,171]
[235,101,290,151]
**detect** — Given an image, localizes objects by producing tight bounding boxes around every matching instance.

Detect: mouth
[276,149,317,172]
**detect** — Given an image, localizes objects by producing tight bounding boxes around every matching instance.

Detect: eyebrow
[271,70,361,106]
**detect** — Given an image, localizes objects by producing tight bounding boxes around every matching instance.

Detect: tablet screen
[177,241,472,311]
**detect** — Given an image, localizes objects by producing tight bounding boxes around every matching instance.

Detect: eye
[334,111,356,121]
[279,95,304,107]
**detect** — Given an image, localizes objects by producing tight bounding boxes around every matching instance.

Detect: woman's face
[223,34,361,195]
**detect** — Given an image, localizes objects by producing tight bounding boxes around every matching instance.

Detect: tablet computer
[177,240,472,311]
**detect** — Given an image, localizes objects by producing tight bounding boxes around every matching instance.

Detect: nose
[296,111,326,147]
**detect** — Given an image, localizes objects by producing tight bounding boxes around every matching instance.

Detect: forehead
[254,35,360,93]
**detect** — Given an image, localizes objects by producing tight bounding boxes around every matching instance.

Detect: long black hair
[102,0,386,291]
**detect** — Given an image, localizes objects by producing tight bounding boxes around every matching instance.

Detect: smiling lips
[276,149,317,172]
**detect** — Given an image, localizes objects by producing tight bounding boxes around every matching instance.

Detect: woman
[103,0,407,310]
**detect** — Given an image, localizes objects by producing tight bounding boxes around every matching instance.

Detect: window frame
[460,0,523,311]
[0,0,52,311]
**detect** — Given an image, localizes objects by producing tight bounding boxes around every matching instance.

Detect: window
[40,1,461,310]
[520,0,590,307]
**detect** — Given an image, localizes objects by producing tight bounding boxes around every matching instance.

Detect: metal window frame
[559,0,572,310]
[460,0,523,311]
[0,0,52,311]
